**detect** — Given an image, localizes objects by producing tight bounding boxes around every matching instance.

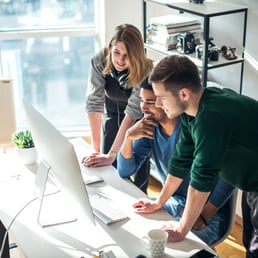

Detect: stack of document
[147,14,202,50]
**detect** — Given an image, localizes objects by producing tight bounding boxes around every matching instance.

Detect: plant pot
[16,147,38,165]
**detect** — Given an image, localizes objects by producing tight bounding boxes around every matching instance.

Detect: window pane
[0,0,96,133]
[0,0,94,28]
[0,36,94,129]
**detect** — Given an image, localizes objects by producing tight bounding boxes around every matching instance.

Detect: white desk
[0,138,217,258]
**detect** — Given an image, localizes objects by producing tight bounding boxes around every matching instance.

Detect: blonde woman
[82,24,153,192]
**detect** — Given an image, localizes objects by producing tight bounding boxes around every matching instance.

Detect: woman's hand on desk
[132,198,162,213]
[82,153,116,167]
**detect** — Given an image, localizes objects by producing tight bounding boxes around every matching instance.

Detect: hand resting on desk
[133,197,161,214]
[82,153,116,167]
[133,198,187,243]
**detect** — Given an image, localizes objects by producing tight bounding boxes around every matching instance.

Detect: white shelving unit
[143,0,248,92]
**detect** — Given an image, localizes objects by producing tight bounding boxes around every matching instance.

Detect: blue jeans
[162,195,230,246]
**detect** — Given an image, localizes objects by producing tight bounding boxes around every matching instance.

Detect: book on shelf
[149,34,177,47]
[148,39,177,51]
[149,26,202,38]
[150,14,200,29]
[147,38,201,51]
[150,23,202,34]
[147,29,202,50]
[146,41,175,52]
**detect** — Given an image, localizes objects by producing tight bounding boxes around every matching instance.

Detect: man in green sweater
[133,55,258,258]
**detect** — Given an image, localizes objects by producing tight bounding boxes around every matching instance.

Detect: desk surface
[0,138,216,258]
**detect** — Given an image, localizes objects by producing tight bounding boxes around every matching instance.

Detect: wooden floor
[147,176,246,258]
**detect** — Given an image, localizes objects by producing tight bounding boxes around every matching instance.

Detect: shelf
[145,43,244,70]
[145,0,247,17]
[143,0,248,91]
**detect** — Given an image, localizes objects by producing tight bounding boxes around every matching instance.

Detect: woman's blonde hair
[102,24,153,87]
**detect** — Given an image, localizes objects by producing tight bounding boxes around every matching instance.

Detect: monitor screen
[23,100,95,227]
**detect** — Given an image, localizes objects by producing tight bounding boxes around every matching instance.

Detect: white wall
[98,0,143,47]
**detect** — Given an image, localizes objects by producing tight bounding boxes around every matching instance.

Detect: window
[0,0,97,135]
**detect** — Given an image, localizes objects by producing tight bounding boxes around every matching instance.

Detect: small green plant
[12,129,35,149]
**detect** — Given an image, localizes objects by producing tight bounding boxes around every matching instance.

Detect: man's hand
[126,117,158,141]
[82,153,116,167]
[161,222,187,242]
[132,198,162,213]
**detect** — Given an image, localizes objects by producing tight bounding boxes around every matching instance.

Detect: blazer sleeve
[85,50,106,113]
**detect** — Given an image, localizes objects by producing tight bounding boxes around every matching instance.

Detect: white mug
[141,229,168,257]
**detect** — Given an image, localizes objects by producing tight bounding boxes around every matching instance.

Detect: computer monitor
[23,100,95,228]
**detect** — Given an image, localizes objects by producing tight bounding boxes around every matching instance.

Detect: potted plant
[12,129,38,165]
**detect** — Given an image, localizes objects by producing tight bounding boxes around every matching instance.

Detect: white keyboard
[89,193,129,225]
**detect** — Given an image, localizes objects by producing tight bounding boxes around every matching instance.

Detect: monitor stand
[35,160,77,227]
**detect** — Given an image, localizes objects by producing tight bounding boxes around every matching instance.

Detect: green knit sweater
[168,87,258,192]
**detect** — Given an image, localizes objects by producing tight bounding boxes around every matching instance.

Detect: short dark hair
[149,55,202,95]
[140,76,153,91]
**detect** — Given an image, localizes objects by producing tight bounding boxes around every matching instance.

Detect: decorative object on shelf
[196,38,219,61]
[12,129,38,165]
[220,45,238,60]
[176,32,195,54]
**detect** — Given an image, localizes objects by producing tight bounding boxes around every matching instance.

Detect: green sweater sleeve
[169,111,231,192]
[167,116,194,179]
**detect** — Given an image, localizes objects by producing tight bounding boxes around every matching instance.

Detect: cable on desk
[0,196,38,257]
[0,189,61,258]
